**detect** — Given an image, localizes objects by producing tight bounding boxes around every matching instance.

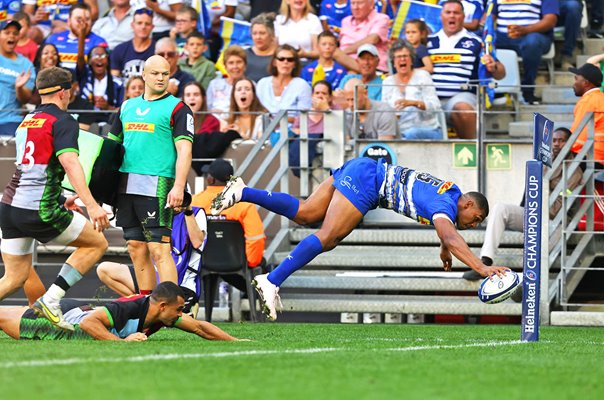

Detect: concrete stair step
[251,293,522,315]
[289,228,524,246]
[552,71,575,86]
[485,112,516,133]
[541,87,578,104]
[274,246,524,269]
[584,38,604,55]
[281,271,483,291]
[509,120,574,138]
[517,104,575,122]
[576,55,592,67]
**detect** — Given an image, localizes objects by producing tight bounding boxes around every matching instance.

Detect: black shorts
[128,265,140,294]
[0,202,74,243]
[116,194,173,243]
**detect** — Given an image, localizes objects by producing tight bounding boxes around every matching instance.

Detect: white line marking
[0,340,526,369]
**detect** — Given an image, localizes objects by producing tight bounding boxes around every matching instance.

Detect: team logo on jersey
[437,181,454,194]
[136,107,151,116]
[417,216,431,225]
[125,122,155,132]
[461,40,474,49]
[430,54,461,63]
[18,118,45,129]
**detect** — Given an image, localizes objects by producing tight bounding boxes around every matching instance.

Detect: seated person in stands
[338,44,383,101]
[289,80,332,176]
[245,13,278,83]
[76,44,124,122]
[170,6,199,55]
[438,0,483,32]
[404,19,433,73]
[382,40,442,140]
[336,78,397,140]
[123,76,145,100]
[300,30,347,90]
[256,44,312,119]
[222,78,266,141]
[463,128,583,280]
[111,8,156,80]
[207,45,247,114]
[155,37,195,98]
[178,31,217,90]
[183,81,220,134]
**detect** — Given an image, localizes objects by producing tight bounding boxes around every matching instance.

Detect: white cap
[356,44,379,58]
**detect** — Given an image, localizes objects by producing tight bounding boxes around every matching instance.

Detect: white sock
[44,284,66,303]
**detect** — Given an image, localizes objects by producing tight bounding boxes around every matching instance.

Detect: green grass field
[1,323,602,400]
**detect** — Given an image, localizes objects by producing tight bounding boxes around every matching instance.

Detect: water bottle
[218,281,229,308]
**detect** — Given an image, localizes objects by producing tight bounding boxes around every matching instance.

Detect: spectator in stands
[123,76,145,100]
[145,0,183,41]
[275,0,323,60]
[404,19,433,73]
[320,0,351,36]
[339,0,390,72]
[382,41,442,140]
[587,0,603,38]
[463,127,583,280]
[256,44,312,116]
[111,8,156,79]
[206,0,238,61]
[183,81,221,134]
[45,4,107,72]
[22,0,99,42]
[191,158,266,271]
[170,6,199,55]
[65,68,102,130]
[439,0,483,32]
[207,45,247,114]
[0,20,35,136]
[33,43,61,73]
[13,12,38,62]
[556,0,583,70]
[91,0,134,51]
[155,37,195,98]
[245,12,278,83]
[338,44,383,101]
[289,80,332,176]
[76,44,123,121]
[339,78,397,139]
[223,78,266,140]
[568,64,604,168]
[428,0,504,139]
[492,0,558,105]
[178,32,217,90]
[301,30,347,90]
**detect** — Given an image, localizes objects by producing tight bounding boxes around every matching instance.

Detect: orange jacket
[192,186,266,267]
[571,88,604,163]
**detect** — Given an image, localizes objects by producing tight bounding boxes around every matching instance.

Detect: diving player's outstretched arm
[433,218,509,278]
[176,314,242,341]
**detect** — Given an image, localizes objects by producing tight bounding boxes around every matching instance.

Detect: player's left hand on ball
[482,266,510,280]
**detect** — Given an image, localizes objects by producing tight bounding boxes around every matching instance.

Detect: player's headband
[38,80,72,96]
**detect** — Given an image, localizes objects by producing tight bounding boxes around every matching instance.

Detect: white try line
[0,340,525,369]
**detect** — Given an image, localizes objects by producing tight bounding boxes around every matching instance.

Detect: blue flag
[189,0,211,37]
[390,1,442,40]
[479,0,497,108]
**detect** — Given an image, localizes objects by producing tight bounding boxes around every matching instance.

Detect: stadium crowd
[1,0,602,140]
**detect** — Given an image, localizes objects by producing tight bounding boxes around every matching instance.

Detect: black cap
[569,63,603,88]
[1,20,22,31]
[202,159,234,182]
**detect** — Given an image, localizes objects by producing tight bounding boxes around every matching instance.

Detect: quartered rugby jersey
[377,158,462,225]
[2,103,79,211]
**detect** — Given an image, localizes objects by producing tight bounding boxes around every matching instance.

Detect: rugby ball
[478,270,520,304]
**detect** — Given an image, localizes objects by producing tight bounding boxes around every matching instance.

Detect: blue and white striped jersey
[427,29,482,99]
[377,159,462,225]
[493,0,560,35]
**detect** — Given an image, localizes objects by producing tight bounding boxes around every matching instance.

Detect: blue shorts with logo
[331,157,383,215]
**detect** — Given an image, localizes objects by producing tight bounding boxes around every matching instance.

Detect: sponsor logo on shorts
[125,122,155,133]
[437,181,454,194]
[430,54,461,64]
[19,118,45,129]
[146,211,156,219]
[340,176,359,195]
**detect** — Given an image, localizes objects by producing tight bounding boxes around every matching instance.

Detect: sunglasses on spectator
[90,53,108,60]
[276,56,295,63]
[134,8,153,16]
[157,51,178,58]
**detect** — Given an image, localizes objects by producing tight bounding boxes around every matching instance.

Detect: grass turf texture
[0,323,602,400]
